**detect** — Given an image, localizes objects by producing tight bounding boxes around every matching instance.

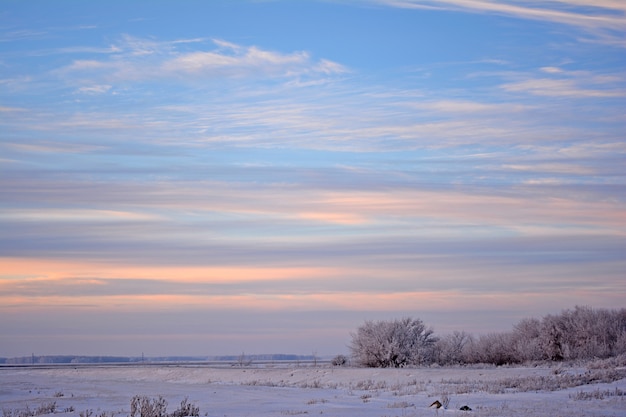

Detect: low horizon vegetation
[348,305,626,368]
[2,396,200,417]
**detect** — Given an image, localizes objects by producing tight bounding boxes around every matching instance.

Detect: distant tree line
[0,353,317,366]
[0,355,141,365]
[349,306,626,367]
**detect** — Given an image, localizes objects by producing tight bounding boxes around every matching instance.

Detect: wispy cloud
[58,36,348,88]
[371,0,626,44]
[502,78,624,98]
[0,106,26,112]
[76,84,112,95]
[501,66,626,98]
[0,29,48,42]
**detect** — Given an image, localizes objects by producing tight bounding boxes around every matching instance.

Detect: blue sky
[1,0,625,357]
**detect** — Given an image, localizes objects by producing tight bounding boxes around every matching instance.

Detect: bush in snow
[349,306,625,368]
[463,332,517,366]
[520,306,626,362]
[2,402,57,417]
[434,331,473,365]
[130,396,168,417]
[331,354,348,366]
[460,306,626,365]
[349,317,436,367]
[130,396,199,417]
[511,317,544,362]
[168,398,199,417]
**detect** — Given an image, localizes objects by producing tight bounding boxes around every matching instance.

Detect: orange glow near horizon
[0,290,498,311]
[2,256,624,312]
[2,278,621,314]
[0,257,338,283]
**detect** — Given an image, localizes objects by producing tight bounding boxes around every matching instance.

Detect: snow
[1,363,625,416]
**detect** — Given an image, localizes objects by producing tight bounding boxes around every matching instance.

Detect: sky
[1,0,625,358]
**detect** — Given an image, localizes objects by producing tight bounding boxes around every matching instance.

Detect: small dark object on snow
[460,405,472,411]
[429,400,442,409]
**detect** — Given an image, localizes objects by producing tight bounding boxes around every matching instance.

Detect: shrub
[464,332,518,365]
[462,306,626,365]
[434,331,473,365]
[2,402,57,417]
[130,396,199,417]
[331,354,347,366]
[350,305,626,367]
[130,396,168,417]
[168,398,199,417]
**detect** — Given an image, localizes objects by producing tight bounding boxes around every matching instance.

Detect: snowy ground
[1,362,625,417]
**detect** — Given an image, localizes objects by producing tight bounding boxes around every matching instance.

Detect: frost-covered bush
[331,354,347,366]
[168,398,199,417]
[570,387,626,400]
[2,402,57,417]
[349,317,436,367]
[130,396,168,417]
[463,332,517,365]
[588,352,626,370]
[434,331,473,365]
[461,306,626,365]
[524,306,626,362]
[559,306,626,359]
[130,396,199,417]
[351,306,626,367]
[512,318,544,362]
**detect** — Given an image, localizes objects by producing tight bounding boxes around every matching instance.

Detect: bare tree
[236,352,252,367]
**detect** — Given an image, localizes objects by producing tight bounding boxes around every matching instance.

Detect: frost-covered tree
[464,332,517,365]
[512,317,543,362]
[350,307,626,367]
[434,331,473,365]
[514,306,626,362]
[349,317,436,367]
[550,306,626,360]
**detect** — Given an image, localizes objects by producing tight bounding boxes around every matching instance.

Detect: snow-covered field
[2,363,625,417]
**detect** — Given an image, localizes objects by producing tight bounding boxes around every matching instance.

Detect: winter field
[2,361,625,417]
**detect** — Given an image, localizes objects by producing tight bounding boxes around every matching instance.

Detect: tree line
[349,306,626,367]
